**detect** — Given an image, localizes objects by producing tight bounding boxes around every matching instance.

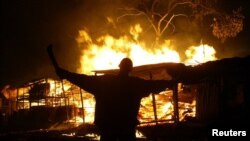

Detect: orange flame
[185,44,217,65]
[77,24,180,74]
[74,23,216,124]
[2,23,217,127]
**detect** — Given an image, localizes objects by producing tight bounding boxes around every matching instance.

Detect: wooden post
[149,72,158,125]
[16,88,19,111]
[79,88,85,123]
[173,83,179,123]
[70,85,76,123]
[152,93,158,125]
[23,88,25,109]
[61,80,69,120]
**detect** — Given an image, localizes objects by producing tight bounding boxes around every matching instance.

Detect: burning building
[1,0,249,140]
[0,63,195,128]
[1,24,249,139]
[1,55,249,140]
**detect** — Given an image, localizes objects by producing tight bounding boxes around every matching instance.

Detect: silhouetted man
[47,45,174,141]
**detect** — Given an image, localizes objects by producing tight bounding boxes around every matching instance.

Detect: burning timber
[1,55,249,140]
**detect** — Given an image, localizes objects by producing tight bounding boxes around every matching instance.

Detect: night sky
[1,0,250,88]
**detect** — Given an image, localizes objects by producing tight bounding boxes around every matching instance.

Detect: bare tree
[117,0,244,45]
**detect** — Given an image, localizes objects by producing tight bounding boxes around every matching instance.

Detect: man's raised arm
[47,44,67,79]
[46,44,84,81]
[47,44,59,70]
[46,45,99,93]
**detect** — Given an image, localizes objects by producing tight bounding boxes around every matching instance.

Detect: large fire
[2,23,216,129]
[77,24,181,74]
[73,23,216,125]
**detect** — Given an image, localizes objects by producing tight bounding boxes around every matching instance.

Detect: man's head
[119,58,133,75]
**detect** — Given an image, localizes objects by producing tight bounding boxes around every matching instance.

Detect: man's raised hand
[47,44,64,79]
[47,44,59,69]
